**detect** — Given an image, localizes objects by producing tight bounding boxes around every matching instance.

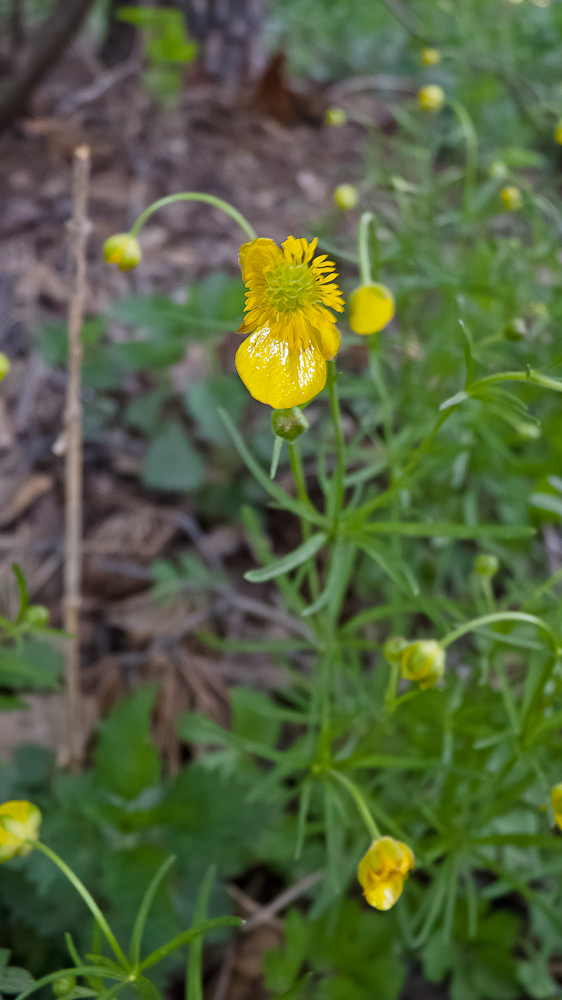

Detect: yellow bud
[334,184,358,210]
[0,352,10,380]
[349,283,395,336]
[420,48,441,67]
[401,639,445,689]
[554,120,562,145]
[103,233,142,271]
[500,186,522,211]
[552,784,562,830]
[325,107,347,127]
[417,85,445,112]
[0,800,41,862]
[357,836,415,911]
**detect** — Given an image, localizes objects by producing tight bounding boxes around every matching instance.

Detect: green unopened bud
[401,640,445,689]
[271,407,309,442]
[325,108,347,126]
[515,421,541,440]
[504,318,525,341]
[103,233,142,271]
[53,978,76,998]
[25,605,49,628]
[334,184,358,210]
[474,553,499,578]
[0,352,10,380]
[384,637,408,667]
[488,160,508,180]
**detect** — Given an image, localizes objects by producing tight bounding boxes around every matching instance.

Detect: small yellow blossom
[420,48,441,67]
[418,85,445,112]
[551,784,562,829]
[500,186,523,211]
[0,352,10,380]
[349,284,395,335]
[103,233,142,271]
[235,236,344,408]
[0,800,41,862]
[358,836,415,911]
[554,120,562,145]
[401,639,445,689]
[325,108,347,127]
[334,184,358,210]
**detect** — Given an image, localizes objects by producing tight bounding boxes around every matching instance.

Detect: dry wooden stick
[63,144,90,769]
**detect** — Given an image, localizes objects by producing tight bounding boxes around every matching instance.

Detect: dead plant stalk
[64,144,90,768]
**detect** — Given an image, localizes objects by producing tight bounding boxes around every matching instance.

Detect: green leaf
[94,687,161,799]
[187,867,216,1000]
[244,533,327,583]
[129,855,176,965]
[138,917,242,972]
[0,969,35,994]
[126,386,171,435]
[143,422,205,492]
[184,376,247,447]
[360,521,535,539]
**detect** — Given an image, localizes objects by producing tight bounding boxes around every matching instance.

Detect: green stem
[440,611,558,652]
[327,361,345,524]
[129,193,257,242]
[289,442,320,600]
[384,660,401,713]
[448,100,478,209]
[358,212,375,286]
[30,841,129,970]
[329,770,381,840]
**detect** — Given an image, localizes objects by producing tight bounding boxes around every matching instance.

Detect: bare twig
[327,74,417,102]
[57,59,141,117]
[63,144,90,770]
[241,871,324,932]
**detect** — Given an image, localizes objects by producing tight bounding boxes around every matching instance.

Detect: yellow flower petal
[357,836,415,911]
[239,238,281,282]
[551,783,562,830]
[0,800,41,862]
[349,284,395,335]
[236,326,326,408]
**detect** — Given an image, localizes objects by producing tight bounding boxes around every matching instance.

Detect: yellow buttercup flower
[500,186,522,211]
[0,352,10,380]
[349,284,395,335]
[400,639,445,689]
[325,108,347,126]
[554,120,562,145]
[334,184,358,210]
[421,48,441,67]
[0,800,41,862]
[103,233,142,271]
[358,836,415,911]
[418,85,445,112]
[235,236,344,408]
[551,784,562,829]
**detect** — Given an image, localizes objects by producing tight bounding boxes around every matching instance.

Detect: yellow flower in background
[554,120,562,145]
[103,233,142,271]
[236,236,344,408]
[418,85,445,112]
[421,48,441,67]
[500,186,523,211]
[358,836,415,910]
[0,801,41,862]
[334,184,358,210]
[0,352,10,380]
[400,639,445,689]
[551,784,562,829]
[325,108,347,126]
[349,284,395,335]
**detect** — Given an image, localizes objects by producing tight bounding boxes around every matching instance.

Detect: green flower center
[266,262,317,312]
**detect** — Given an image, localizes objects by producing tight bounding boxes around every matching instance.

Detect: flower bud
[0,800,41,862]
[516,421,541,440]
[420,48,441,67]
[0,352,10,380]
[500,186,522,211]
[358,836,415,910]
[325,107,347,127]
[384,636,408,667]
[504,317,526,341]
[552,784,562,830]
[334,184,358,210]
[26,604,50,628]
[417,85,445,112]
[271,406,309,442]
[349,284,395,335]
[53,978,77,998]
[103,233,142,271]
[488,161,508,179]
[555,120,562,145]
[474,553,499,578]
[401,639,445,689]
